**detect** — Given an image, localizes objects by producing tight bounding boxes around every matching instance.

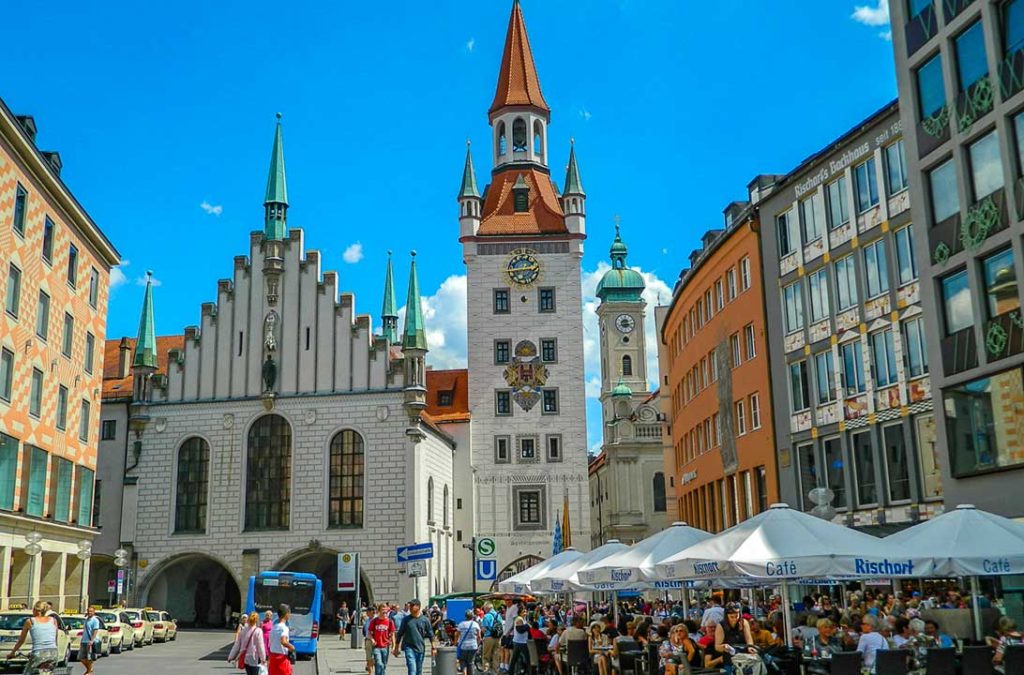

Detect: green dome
[598,223,645,302]
[612,379,633,397]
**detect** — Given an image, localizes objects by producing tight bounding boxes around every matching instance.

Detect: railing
[998,47,1024,100]
[955,75,994,134]
[985,309,1024,363]
[942,0,974,24]
[635,424,664,439]
[941,326,979,376]
[905,1,939,57]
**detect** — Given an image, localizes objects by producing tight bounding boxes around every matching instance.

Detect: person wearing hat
[393,599,435,675]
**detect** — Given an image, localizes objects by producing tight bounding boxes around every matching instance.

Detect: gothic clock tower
[458,0,592,578]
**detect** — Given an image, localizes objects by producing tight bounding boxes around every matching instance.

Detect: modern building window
[929,159,960,222]
[841,341,867,395]
[783,281,805,334]
[945,367,1024,475]
[903,317,930,378]
[815,350,837,404]
[621,355,632,377]
[494,435,511,464]
[62,313,74,357]
[730,333,741,367]
[540,338,557,363]
[493,289,510,314]
[67,245,78,288]
[88,268,100,309]
[823,437,846,509]
[328,429,364,528]
[50,457,72,523]
[76,466,95,526]
[653,472,667,512]
[909,0,932,18]
[29,368,43,418]
[956,21,988,90]
[917,53,946,120]
[894,226,918,285]
[495,340,511,364]
[514,487,544,529]
[885,140,909,194]
[883,424,911,502]
[797,443,818,511]
[800,194,825,243]
[740,257,751,290]
[864,239,890,299]
[1007,0,1024,54]
[0,348,12,402]
[852,430,877,506]
[941,270,974,334]
[835,255,859,311]
[546,435,562,462]
[727,268,737,299]
[101,420,116,441]
[871,329,899,387]
[36,291,50,340]
[808,268,830,322]
[84,332,95,375]
[495,390,512,416]
[5,264,21,317]
[827,176,850,228]
[983,248,1020,318]
[777,210,798,256]
[542,389,559,414]
[968,130,1005,200]
[749,394,761,429]
[916,414,942,498]
[245,414,292,530]
[41,218,54,263]
[789,360,811,412]
[735,400,746,435]
[538,287,556,313]
[12,184,27,236]
[56,385,68,430]
[854,158,879,212]
[25,446,48,517]
[175,437,210,533]
[744,323,756,360]
[79,399,90,441]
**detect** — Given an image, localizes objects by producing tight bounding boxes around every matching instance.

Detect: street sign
[407,560,427,577]
[476,559,497,581]
[475,537,496,558]
[396,543,434,563]
[107,580,116,593]
[116,570,125,595]
[337,552,357,591]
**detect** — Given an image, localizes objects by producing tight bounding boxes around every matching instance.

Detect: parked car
[144,609,176,643]
[122,608,154,646]
[63,614,110,660]
[96,610,136,653]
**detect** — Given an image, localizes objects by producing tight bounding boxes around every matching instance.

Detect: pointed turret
[563,139,587,235]
[264,113,289,241]
[381,251,399,343]
[402,251,428,423]
[458,142,483,239]
[564,141,585,196]
[597,222,645,303]
[133,271,158,369]
[458,142,480,199]
[489,0,550,117]
[402,252,427,351]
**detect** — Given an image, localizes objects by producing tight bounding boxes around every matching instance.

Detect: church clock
[506,249,542,288]
[615,314,636,334]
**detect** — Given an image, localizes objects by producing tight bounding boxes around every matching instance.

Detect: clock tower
[458,0,591,578]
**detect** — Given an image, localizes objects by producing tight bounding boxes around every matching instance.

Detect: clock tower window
[512,117,528,152]
[538,288,556,313]
[622,355,633,377]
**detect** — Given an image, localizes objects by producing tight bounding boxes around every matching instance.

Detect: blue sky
[4,0,895,453]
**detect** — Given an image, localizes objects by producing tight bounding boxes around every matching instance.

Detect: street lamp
[24,532,43,605]
[76,540,92,612]
[114,548,129,606]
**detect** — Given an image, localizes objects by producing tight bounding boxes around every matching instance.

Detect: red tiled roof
[425,368,470,423]
[102,335,183,401]
[478,169,566,236]
[489,1,549,116]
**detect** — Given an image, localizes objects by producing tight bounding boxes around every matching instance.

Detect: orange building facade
[0,99,120,610]
[660,203,778,532]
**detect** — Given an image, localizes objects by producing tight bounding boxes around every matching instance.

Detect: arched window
[443,484,449,528]
[653,472,667,513]
[427,478,435,523]
[622,355,633,377]
[512,118,528,152]
[532,120,544,156]
[329,429,364,528]
[175,437,209,533]
[245,414,291,530]
[497,122,507,156]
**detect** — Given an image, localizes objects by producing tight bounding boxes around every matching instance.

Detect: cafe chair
[565,640,591,675]
[959,645,994,675]
[1005,644,1024,675]
[827,651,863,675]
[874,649,908,675]
[922,647,955,675]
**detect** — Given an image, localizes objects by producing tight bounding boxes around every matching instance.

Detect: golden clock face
[506,249,541,288]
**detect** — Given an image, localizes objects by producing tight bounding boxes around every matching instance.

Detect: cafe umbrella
[531,539,631,593]
[497,547,584,594]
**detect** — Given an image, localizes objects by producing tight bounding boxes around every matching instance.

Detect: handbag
[238,627,257,670]
[288,650,297,664]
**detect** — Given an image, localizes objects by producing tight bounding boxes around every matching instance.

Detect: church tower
[460,0,592,576]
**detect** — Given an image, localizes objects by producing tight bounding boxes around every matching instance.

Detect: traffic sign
[476,559,497,581]
[396,542,434,563]
[407,561,427,577]
[475,537,496,558]
[107,579,116,593]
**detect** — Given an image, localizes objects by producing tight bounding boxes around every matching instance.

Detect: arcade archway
[140,553,241,628]
[276,548,373,632]
[493,555,545,591]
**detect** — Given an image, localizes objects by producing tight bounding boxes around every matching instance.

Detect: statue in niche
[264,311,279,351]
[263,354,277,392]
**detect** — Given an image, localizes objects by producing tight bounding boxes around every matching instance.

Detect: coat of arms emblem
[503,340,549,411]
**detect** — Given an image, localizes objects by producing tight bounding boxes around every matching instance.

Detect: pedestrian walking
[262,611,274,653]
[481,602,502,674]
[393,599,435,675]
[5,601,60,675]
[456,610,482,675]
[79,606,102,674]
[228,612,268,675]
[268,604,297,675]
[369,604,397,675]
[363,608,376,675]
[338,601,351,640]
[508,617,531,675]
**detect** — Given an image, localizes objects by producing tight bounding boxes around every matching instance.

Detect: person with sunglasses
[714,603,758,674]
[856,614,888,671]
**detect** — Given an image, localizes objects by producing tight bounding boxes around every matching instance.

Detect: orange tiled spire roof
[489,0,550,117]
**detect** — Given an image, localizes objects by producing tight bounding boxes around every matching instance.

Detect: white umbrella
[532,540,630,593]
[497,548,584,594]
[578,522,712,585]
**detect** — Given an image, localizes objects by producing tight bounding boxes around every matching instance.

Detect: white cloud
[398,274,468,370]
[466,37,475,52]
[852,0,891,39]
[135,274,162,287]
[110,259,130,289]
[879,30,893,41]
[661,248,668,255]
[200,200,223,216]
[342,242,364,264]
[579,108,592,122]
[585,376,602,399]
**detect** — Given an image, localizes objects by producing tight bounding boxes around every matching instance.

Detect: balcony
[942,0,973,24]
[984,309,1024,363]
[635,423,664,440]
[999,47,1024,100]
[941,326,979,376]
[955,76,994,134]
[917,105,950,158]
[905,2,939,57]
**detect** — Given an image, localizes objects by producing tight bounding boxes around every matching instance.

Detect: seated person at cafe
[802,618,842,675]
[857,615,889,671]
[659,624,702,673]
[891,617,912,648]
[749,619,777,650]
[713,603,757,671]
[992,616,1024,673]
[922,619,953,649]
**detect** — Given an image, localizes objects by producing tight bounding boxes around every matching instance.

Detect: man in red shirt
[369,604,397,675]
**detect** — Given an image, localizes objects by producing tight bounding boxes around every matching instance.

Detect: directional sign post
[476,559,497,582]
[396,543,434,563]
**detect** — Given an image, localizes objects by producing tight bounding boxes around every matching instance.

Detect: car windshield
[0,614,32,631]
[145,612,160,621]
[98,613,118,624]
[62,617,86,630]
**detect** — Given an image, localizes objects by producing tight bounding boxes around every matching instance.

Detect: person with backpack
[393,599,436,675]
[456,610,482,675]
[481,602,503,674]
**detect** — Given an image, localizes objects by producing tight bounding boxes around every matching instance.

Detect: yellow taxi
[0,608,73,669]
[96,610,136,653]
[122,608,154,646]
[63,613,111,660]
[144,609,177,642]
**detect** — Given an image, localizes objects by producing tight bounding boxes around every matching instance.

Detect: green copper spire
[612,377,633,398]
[564,139,585,195]
[458,141,480,199]
[264,113,289,240]
[402,251,428,351]
[597,219,645,303]
[133,271,158,369]
[382,251,399,343]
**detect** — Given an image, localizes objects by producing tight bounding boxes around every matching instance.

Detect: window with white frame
[749,393,761,429]
[835,254,859,311]
[735,400,746,435]
[800,194,825,243]
[885,140,909,194]
[727,268,737,300]
[740,257,751,290]
[815,350,837,404]
[871,329,899,387]
[778,210,799,256]
[854,157,879,212]
[710,350,719,382]
[808,268,830,322]
[715,279,724,311]
[841,340,867,395]
[714,413,722,444]
[894,226,918,285]
[744,323,756,360]
[783,281,805,334]
[863,239,890,298]
[730,333,741,367]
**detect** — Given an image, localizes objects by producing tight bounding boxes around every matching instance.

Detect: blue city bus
[246,571,322,658]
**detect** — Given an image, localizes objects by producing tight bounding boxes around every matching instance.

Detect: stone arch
[493,554,545,591]
[137,551,242,628]
[274,547,374,631]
